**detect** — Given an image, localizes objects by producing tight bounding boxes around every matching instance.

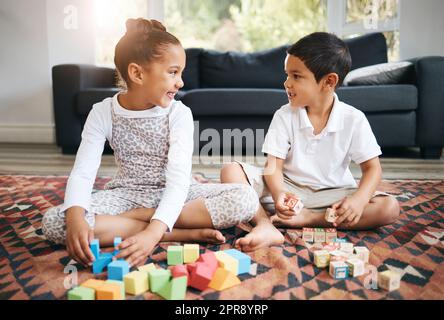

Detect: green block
[67,286,95,300]
[105,279,126,299]
[167,246,183,266]
[158,276,187,300]
[149,269,171,293]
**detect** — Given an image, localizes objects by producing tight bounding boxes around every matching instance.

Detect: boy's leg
[271,195,400,230]
[220,162,284,251]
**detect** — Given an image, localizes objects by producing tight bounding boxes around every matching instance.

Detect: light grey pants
[42,182,259,245]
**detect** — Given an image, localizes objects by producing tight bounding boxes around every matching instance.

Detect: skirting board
[0,124,55,143]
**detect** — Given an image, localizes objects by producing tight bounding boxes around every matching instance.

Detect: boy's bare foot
[234,223,284,252]
[163,228,226,244]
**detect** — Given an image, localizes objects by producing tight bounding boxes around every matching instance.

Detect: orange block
[208,267,241,291]
[81,279,106,291]
[96,283,123,300]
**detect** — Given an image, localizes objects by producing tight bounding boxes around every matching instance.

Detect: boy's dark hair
[114,18,181,89]
[287,32,352,87]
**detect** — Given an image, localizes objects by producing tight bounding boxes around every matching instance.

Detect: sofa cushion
[199,46,288,89]
[181,89,288,116]
[337,85,417,113]
[343,61,413,86]
[183,48,202,90]
[77,88,120,116]
[344,33,388,70]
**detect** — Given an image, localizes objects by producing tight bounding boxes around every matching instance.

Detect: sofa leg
[420,147,443,159]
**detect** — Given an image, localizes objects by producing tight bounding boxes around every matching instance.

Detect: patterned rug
[0,175,443,300]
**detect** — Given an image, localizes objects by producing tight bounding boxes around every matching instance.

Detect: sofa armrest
[410,56,444,148]
[52,64,116,153]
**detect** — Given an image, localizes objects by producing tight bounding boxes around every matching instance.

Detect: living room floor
[0,143,443,179]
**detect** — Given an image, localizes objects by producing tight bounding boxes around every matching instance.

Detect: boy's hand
[65,209,96,267]
[275,192,299,220]
[332,195,367,228]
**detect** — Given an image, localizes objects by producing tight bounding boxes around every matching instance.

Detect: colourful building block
[167,245,183,266]
[215,251,238,275]
[171,264,189,281]
[106,280,125,299]
[313,250,330,268]
[224,249,251,275]
[345,258,365,277]
[378,270,401,291]
[339,242,354,254]
[197,251,218,274]
[108,260,130,281]
[157,276,187,300]
[208,267,241,291]
[354,246,370,263]
[186,263,198,274]
[90,239,100,259]
[149,269,171,293]
[113,237,122,257]
[96,282,123,300]
[124,271,149,295]
[67,286,95,300]
[138,263,156,274]
[314,228,326,243]
[325,228,337,242]
[325,208,337,223]
[183,244,200,263]
[302,228,314,242]
[329,261,349,279]
[92,252,113,274]
[189,263,213,291]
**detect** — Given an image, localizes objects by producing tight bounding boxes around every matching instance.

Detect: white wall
[400,0,444,60]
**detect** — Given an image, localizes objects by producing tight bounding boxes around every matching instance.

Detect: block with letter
[302,228,314,242]
[124,271,149,295]
[339,242,354,254]
[167,245,184,266]
[329,261,349,280]
[345,258,365,277]
[324,208,337,223]
[378,270,401,291]
[325,228,337,243]
[354,246,370,263]
[314,228,326,243]
[149,269,171,293]
[183,244,200,263]
[67,286,95,300]
[285,196,304,213]
[208,267,241,291]
[223,249,251,275]
[313,250,330,268]
[108,260,130,281]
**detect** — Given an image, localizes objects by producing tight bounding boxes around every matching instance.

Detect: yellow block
[96,283,123,300]
[208,267,241,291]
[183,244,200,263]
[138,263,156,274]
[215,251,238,275]
[124,271,149,295]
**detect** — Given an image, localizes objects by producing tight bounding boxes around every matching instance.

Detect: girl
[42,18,260,268]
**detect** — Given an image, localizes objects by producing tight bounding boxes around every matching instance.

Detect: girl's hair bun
[125,18,166,35]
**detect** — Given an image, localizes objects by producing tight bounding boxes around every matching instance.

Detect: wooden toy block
[90,239,100,259]
[335,238,347,243]
[158,276,187,300]
[314,228,326,243]
[345,258,365,277]
[113,237,122,257]
[149,269,171,293]
[325,228,337,242]
[108,260,130,281]
[208,267,241,291]
[197,251,218,274]
[329,261,349,279]
[339,242,354,254]
[92,252,113,274]
[378,270,401,291]
[68,286,95,300]
[330,250,351,262]
[302,228,314,242]
[284,196,304,213]
[171,264,189,280]
[124,271,149,295]
[105,279,125,299]
[325,208,337,223]
[138,263,156,274]
[224,249,251,275]
[322,242,340,252]
[354,246,370,263]
[189,263,213,291]
[214,251,238,275]
[96,282,123,300]
[167,245,184,266]
[313,250,330,268]
[183,244,200,263]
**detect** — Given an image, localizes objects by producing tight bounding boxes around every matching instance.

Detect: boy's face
[283,54,323,108]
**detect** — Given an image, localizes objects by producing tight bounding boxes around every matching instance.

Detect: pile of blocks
[302,227,338,243]
[67,239,252,300]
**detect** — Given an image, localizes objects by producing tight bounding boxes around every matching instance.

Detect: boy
[220,32,400,252]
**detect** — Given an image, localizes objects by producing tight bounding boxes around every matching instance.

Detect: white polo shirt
[262,93,381,190]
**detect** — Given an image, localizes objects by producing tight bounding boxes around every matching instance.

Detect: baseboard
[0,124,55,143]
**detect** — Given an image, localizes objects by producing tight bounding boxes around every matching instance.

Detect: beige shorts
[235,161,390,214]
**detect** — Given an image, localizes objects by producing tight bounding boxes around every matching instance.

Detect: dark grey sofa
[52,33,444,158]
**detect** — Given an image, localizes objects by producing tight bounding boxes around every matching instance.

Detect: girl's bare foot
[162,228,226,244]
[234,223,284,252]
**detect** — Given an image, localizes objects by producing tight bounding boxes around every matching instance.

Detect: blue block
[90,239,100,259]
[224,249,251,275]
[108,260,130,281]
[113,237,122,257]
[92,252,113,274]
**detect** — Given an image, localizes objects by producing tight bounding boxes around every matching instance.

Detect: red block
[172,264,189,285]
[197,251,218,275]
[189,263,213,291]
[187,263,198,274]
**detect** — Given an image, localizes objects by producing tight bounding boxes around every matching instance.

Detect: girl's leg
[219,162,285,251]
[270,195,400,230]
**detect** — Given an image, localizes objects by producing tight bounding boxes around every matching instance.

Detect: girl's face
[139,44,186,108]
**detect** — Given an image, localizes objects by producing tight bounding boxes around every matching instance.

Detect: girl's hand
[65,208,96,267]
[332,195,367,228]
[275,192,298,220]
